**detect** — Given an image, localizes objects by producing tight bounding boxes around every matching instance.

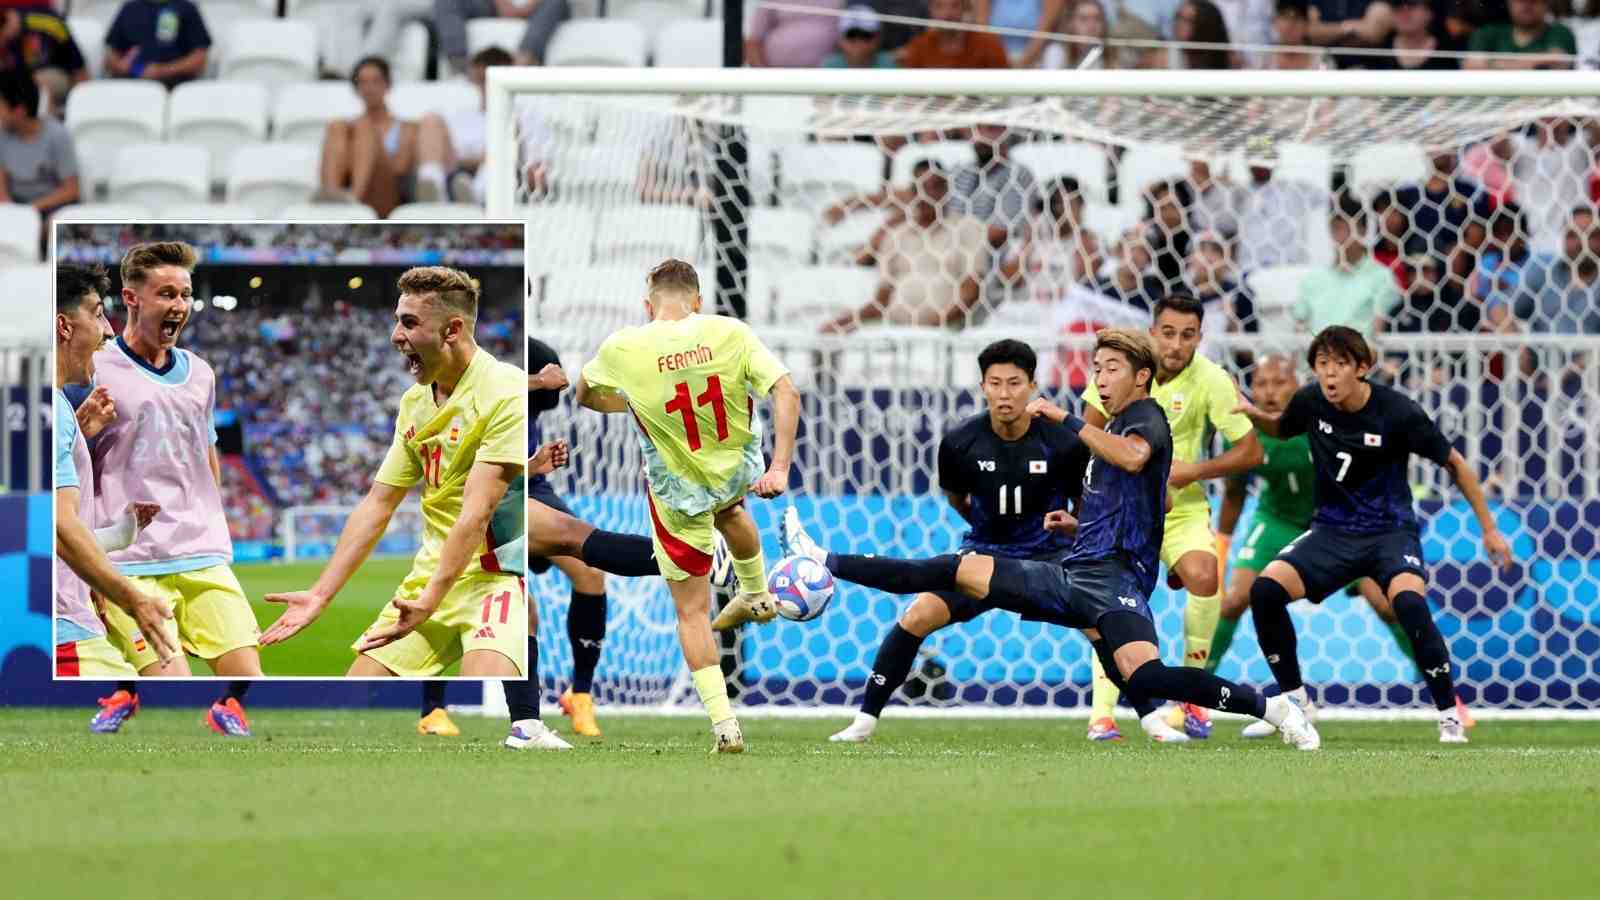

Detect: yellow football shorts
[56,636,139,678]
[358,571,528,676]
[644,491,744,582]
[1162,500,1219,570]
[101,564,259,671]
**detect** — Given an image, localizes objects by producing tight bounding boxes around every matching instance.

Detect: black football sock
[1392,591,1457,712]
[567,590,607,694]
[1127,660,1268,719]
[223,681,250,703]
[826,553,961,596]
[1091,639,1159,718]
[861,625,925,717]
[505,635,540,724]
[1248,576,1304,693]
[580,530,660,577]
[421,681,447,717]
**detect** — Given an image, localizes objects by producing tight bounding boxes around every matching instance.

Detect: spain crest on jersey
[1170,392,1185,414]
[449,417,462,444]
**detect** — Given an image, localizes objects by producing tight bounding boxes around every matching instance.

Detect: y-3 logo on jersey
[1318,420,1334,434]
[1404,555,1422,567]
[977,460,996,471]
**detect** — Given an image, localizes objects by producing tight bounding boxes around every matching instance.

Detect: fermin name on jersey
[658,345,715,372]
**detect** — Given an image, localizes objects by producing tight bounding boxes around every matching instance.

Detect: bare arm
[495,0,536,16]
[145,47,207,81]
[751,374,800,498]
[575,378,629,413]
[939,275,983,327]
[1233,396,1283,438]
[30,175,79,212]
[1218,474,1248,537]
[1017,0,1066,68]
[55,488,180,661]
[1172,430,1264,489]
[824,282,893,334]
[1445,449,1512,570]
[403,461,520,616]
[1307,2,1393,45]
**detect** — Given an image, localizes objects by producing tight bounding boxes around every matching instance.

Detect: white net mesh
[514,79,1600,712]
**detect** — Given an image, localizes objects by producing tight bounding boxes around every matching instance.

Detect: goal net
[496,69,1600,715]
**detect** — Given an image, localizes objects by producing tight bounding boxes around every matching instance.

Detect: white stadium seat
[0,204,41,264]
[278,202,379,220]
[749,207,815,265]
[271,81,363,144]
[286,0,374,76]
[65,16,107,77]
[540,265,650,330]
[890,140,975,185]
[651,19,721,67]
[52,203,152,222]
[1082,202,1141,243]
[1011,141,1111,204]
[778,143,884,206]
[226,142,319,217]
[816,208,884,264]
[614,0,710,30]
[1350,142,1427,197]
[393,21,432,84]
[546,19,648,67]
[167,81,269,184]
[0,266,52,344]
[65,81,167,192]
[594,204,700,264]
[389,202,486,220]
[521,204,598,269]
[467,17,526,56]
[551,143,638,201]
[387,81,481,121]
[108,143,210,208]
[1117,143,1187,211]
[220,20,319,86]
[1247,263,1318,331]
[157,203,264,220]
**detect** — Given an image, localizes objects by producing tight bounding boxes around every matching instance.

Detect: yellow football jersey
[376,347,527,582]
[581,313,789,516]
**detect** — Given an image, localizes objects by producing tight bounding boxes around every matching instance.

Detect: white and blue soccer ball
[768,555,835,622]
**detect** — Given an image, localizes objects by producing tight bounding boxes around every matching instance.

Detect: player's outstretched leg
[90,681,139,734]
[557,557,607,738]
[505,633,573,751]
[206,681,252,737]
[418,681,459,736]
[709,504,777,631]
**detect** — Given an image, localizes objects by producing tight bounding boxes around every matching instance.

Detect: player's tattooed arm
[1443,449,1513,571]
[1025,397,1152,474]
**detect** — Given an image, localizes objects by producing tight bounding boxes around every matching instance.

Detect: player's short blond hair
[646,259,700,298]
[120,241,198,287]
[1095,328,1157,382]
[398,266,479,320]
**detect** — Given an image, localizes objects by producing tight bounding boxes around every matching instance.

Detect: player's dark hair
[472,46,515,69]
[0,69,40,118]
[1152,292,1205,325]
[1275,0,1308,13]
[57,264,110,313]
[977,339,1036,382]
[351,55,391,85]
[647,258,700,296]
[1306,325,1374,369]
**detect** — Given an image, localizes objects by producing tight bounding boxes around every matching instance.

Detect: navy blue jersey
[528,337,561,486]
[1278,381,1451,535]
[936,413,1087,558]
[1065,397,1172,596]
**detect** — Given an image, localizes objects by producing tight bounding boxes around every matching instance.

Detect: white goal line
[449,704,1600,722]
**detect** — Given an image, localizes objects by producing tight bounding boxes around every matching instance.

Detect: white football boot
[1438,711,1470,744]
[1265,695,1322,751]
[780,506,827,565]
[1139,709,1191,743]
[504,719,573,750]
[1243,687,1316,738]
[712,717,745,754]
[829,712,878,743]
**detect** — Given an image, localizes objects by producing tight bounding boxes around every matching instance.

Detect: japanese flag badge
[1029,460,1047,474]
[1364,433,1382,447]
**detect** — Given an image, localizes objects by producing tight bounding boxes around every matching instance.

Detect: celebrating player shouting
[574,259,800,753]
[1233,326,1511,744]
[786,329,1320,750]
[262,266,528,677]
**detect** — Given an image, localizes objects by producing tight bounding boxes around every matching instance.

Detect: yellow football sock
[732,552,767,597]
[1183,589,1222,668]
[1090,653,1120,720]
[691,664,733,724]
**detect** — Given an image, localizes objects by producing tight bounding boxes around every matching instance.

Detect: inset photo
[52,220,527,679]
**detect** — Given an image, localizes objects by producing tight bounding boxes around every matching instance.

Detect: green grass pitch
[184,558,462,677]
[3,710,1595,899]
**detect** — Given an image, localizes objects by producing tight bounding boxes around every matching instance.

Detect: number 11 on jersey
[998,484,1022,515]
[665,375,729,452]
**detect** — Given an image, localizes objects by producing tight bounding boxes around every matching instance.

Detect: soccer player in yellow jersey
[575,259,801,753]
[260,267,529,680]
[1081,295,1263,741]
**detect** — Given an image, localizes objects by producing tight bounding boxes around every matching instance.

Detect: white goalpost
[492,68,1600,720]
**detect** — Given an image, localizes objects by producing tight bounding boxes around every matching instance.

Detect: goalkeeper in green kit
[1208,354,1474,736]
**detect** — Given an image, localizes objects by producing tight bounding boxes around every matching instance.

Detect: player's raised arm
[260,480,412,644]
[356,458,521,652]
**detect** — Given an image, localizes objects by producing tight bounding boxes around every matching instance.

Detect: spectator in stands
[899,0,1011,67]
[417,46,512,205]
[955,122,1039,247]
[1464,0,1576,68]
[1366,0,1461,69]
[1510,118,1596,254]
[1186,228,1257,335]
[976,0,1065,67]
[1293,190,1398,334]
[1391,151,1494,256]
[827,161,990,333]
[1094,224,1166,310]
[1379,252,1482,334]
[103,0,210,88]
[360,0,431,67]
[519,101,554,200]
[1304,0,1395,60]
[1172,0,1239,68]
[318,56,418,219]
[1267,0,1328,68]
[1188,148,1325,272]
[823,5,899,67]
[0,8,87,118]
[1042,0,1118,69]
[1113,0,1184,38]
[0,71,78,220]
[1210,0,1276,66]
[1140,177,1194,287]
[1108,12,1168,66]
[1472,200,1532,301]
[436,0,570,71]
[1489,205,1600,334]
[999,176,1102,298]
[863,0,929,51]
[745,0,846,67]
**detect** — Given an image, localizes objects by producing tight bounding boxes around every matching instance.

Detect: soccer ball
[768,555,834,622]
